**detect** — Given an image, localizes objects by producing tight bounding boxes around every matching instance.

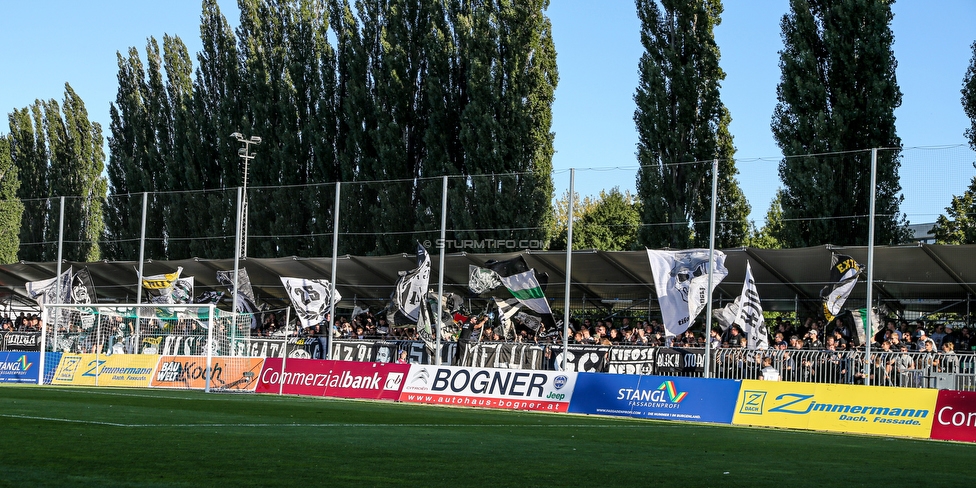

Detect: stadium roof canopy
[0,243,974,318]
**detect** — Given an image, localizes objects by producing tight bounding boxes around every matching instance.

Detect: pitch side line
[0,414,660,429]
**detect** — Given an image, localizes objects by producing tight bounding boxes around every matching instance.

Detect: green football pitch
[1,385,973,487]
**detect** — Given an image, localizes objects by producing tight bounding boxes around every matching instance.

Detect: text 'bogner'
[431,369,550,397]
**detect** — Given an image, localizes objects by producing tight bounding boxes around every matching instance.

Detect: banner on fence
[458,343,546,370]
[732,380,937,438]
[150,356,264,391]
[568,374,740,423]
[1,331,41,352]
[331,339,452,365]
[930,390,976,443]
[50,353,159,387]
[0,352,40,383]
[550,345,611,372]
[606,347,655,375]
[399,365,577,412]
[655,348,707,374]
[255,358,409,400]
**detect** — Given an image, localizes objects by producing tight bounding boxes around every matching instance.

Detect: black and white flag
[394,243,431,324]
[216,268,261,329]
[280,277,341,329]
[647,249,728,337]
[26,268,72,305]
[734,261,769,350]
[493,297,522,340]
[821,254,862,322]
[70,267,97,305]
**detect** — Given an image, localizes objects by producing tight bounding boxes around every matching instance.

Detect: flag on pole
[498,270,553,316]
[142,267,184,304]
[280,277,342,329]
[647,249,728,337]
[469,265,502,294]
[822,254,862,322]
[394,242,431,325]
[850,308,879,346]
[493,297,522,339]
[172,277,194,304]
[216,268,261,329]
[734,261,769,350]
[69,267,97,304]
[26,268,72,305]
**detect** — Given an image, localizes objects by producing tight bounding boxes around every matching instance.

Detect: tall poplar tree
[7,105,48,261]
[771,0,908,247]
[634,0,749,249]
[0,136,24,264]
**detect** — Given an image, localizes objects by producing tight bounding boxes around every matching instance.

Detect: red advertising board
[256,358,409,401]
[931,390,976,443]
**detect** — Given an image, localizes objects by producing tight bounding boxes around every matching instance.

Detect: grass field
[0,385,974,487]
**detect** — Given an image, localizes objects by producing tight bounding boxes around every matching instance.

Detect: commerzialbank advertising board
[732,380,938,438]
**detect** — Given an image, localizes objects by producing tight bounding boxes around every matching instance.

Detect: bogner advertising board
[150,356,265,391]
[0,352,40,383]
[50,354,160,387]
[399,365,577,412]
[732,380,937,439]
[255,358,409,401]
[930,390,976,443]
[568,373,740,424]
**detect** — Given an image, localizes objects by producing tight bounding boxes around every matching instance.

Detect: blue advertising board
[568,373,741,424]
[0,352,41,383]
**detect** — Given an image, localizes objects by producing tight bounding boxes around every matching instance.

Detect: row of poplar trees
[2,0,975,265]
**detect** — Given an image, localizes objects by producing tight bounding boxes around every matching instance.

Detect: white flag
[281,277,341,329]
[26,268,72,305]
[734,261,769,350]
[647,249,728,337]
[395,243,431,323]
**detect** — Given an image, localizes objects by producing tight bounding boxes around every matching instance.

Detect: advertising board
[568,374,740,424]
[255,358,409,400]
[732,380,937,438]
[399,365,576,412]
[150,356,265,391]
[930,390,976,443]
[50,353,159,387]
[0,352,40,383]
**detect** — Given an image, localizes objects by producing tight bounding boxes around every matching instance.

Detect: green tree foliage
[558,188,641,251]
[0,136,24,264]
[745,189,785,249]
[930,41,976,245]
[7,105,47,261]
[771,0,909,247]
[634,0,749,250]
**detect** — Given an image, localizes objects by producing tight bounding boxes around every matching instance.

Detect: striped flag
[498,270,553,316]
[493,297,522,339]
[734,261,769,349]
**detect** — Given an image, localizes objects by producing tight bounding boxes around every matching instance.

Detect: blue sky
[2,0,974,225]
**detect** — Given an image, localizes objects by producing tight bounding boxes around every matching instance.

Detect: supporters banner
[1,331,41,351]
[606,347,656,375]
[456,343,547,370]
[732,380,937,438]
[150,356,264,391]
[0,352,40,383]
[655,348,707,374]
[233,338,288,358]
[568,374,741,424]
[50,354,159,387]
[331,339,453,365]
[255,358,409,400]
[26,268,72,305]
[138,335,212,356]
[549,345,612,372]
[399,365,577,412]
[930,390,976,443]
[142,267,183,304]
[647,249,728,337]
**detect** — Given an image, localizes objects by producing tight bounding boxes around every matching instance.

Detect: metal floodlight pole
[704,159,719,379]
[136,192,148,305]
[436,175,448,365]
[231,132,261,258]
[328,182,341,360]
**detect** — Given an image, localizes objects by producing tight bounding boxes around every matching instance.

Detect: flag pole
[232,187,242,339]
[562,169,575,372]
[436,176,448,365]
[704,159,719,379]
[864,148,878,385]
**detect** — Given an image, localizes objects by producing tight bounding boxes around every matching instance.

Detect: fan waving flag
[394,242,431,324]
[499,270,553,316]
[734,261,769,350]
[822,254,862,322]
[648,249,728,337]
[142,267,183,304]
[281,277,341,329]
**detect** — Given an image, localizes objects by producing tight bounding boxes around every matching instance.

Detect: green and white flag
[499,270,553,316]
[850,308,879,345]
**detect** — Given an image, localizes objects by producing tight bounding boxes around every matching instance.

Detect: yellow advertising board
[732,380,938,439]
[51,354,160,387]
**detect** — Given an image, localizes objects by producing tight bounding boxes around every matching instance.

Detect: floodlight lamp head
[238,148,247,155]
[230,132,243,140]
[250,136,262,144]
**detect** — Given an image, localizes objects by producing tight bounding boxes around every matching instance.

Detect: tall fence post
[436,175,448,365]
[864,148,878,385]
[562,169,575,372]
[136,192,148,305]
[232,187,242,332]
[328,182,341,360]
[704,159,719,379]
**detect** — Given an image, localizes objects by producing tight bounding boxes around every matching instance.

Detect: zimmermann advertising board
[399,365,577,412]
